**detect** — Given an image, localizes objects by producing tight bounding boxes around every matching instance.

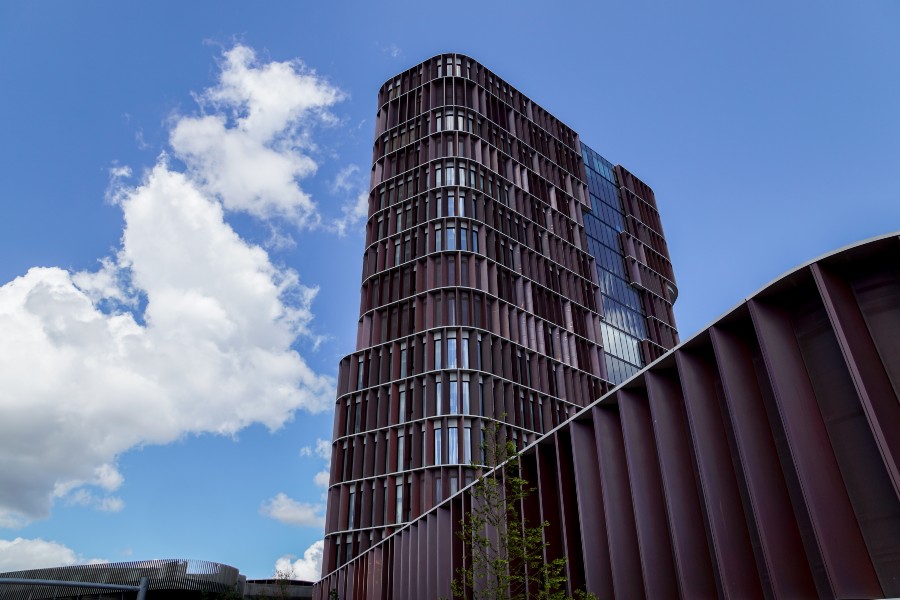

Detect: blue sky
[0,0,897,580]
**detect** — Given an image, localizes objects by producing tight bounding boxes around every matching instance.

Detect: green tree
[451,422,568,600]
[273,565,295,600]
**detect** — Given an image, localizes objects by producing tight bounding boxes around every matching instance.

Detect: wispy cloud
[260,493,325,528]
[328,165,369,237]
[300,438,332,460]
[329,164,359,195]
[379,43,403,59]
[314,438,331,460]
[65,490,125,513]
[300,438,332,491]
[313,470,330,488]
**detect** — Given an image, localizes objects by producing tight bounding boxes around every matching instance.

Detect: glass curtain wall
[581,143,647,384]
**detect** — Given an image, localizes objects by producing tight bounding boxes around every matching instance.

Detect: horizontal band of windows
[377,108,582,189]
[330,414,550,465]
[351,291,606,378]
[368,170,585,253]
[359,249,601,329]
[363,211,600,302]
[337,328,604,405]
[372,132,583,211]
[376,76,581,163]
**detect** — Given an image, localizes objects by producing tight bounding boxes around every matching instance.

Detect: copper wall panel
[568,419,614,597]
[813,263,900,498]
[317,233,900,599]
[645,369,717,597]
[711,322,820,598]
[535,442,565,573]
[675,346,762,599]
[750,297,881,597]
[593,404,645,599]
[619,388,678,599]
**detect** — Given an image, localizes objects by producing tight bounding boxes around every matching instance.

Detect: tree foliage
[451,422,570,600]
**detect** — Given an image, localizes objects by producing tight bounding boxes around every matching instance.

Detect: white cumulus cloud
[260,493,325,528]
[274,539,324,581]
[170,45,344,227]
[0,44,342,528]
[0,538,79,571]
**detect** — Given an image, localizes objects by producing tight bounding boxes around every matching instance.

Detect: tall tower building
[322,54,678,573]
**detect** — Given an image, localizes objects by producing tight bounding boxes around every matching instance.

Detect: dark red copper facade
[317,234,900,599]
[615,164,679,360]
[322,54,680,575]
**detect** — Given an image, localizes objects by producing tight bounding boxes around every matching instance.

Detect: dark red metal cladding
[749,295,881,597]
[592,403,643,599]
[675,345,763,598]
[552,428,585,594]
[813,262,900,498]
[567,418,613,597]
[315,235,900,599]
[710,319,820,598]
[322,53,622,574]
[614,165,679,362]
[618,387,679,599]
[644,369,717,597]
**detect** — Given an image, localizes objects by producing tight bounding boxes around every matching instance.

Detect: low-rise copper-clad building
[316,233,900,599]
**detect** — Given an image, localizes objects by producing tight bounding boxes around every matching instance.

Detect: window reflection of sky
[603,296,647,339]
[581,143,647,384]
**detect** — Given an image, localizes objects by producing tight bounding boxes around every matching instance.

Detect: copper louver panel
[316,234,900,599]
